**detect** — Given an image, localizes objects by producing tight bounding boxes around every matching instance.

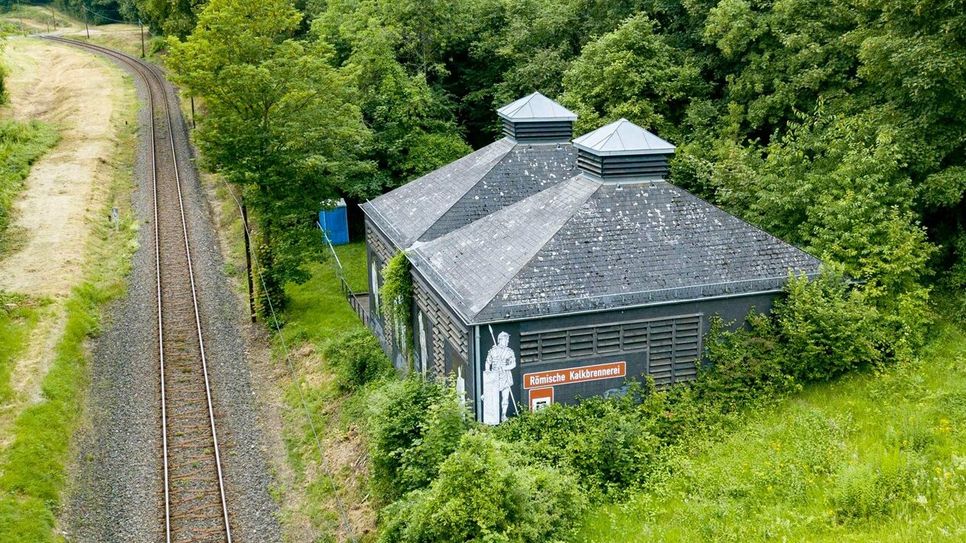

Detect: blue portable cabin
[319,198,349,245]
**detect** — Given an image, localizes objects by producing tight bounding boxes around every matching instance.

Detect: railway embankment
[0,38,139,542]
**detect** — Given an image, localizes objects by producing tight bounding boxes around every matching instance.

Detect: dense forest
[32,0,963,322]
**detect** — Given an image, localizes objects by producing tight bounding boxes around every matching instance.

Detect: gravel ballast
[62,47,283,543]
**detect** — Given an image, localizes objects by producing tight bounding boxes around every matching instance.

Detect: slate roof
[573,118,675,156]
[362,139,577,247]
[497,92,578,122]
[408,175,822,324]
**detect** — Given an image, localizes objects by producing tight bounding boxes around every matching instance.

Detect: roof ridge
[409,174,600,321]
[476,175,604,322]
[414,140,515,243]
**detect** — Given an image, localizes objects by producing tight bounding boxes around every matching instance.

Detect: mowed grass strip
[0,95,139,543]
[0,119,58,254]
[578,321,966,543]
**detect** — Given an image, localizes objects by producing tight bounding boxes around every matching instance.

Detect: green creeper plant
[380,251,413,363]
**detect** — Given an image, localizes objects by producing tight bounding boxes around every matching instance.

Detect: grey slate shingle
[362,139,576,247]
[422,143,577,240]
[362,139,513,247]
[409,176,822,323]
[408,175,600,320]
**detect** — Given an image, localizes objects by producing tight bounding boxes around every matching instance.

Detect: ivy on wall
[380,252,414,366]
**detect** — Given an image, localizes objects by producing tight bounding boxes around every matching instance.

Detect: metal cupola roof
[497,92,577,142]
[573,118,676,181]
[497,92,578,122]
[573,118,675,156]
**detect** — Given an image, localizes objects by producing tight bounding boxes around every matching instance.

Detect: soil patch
[0,38,126,298]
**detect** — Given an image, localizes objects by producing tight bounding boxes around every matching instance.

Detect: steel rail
[42,36,232,543]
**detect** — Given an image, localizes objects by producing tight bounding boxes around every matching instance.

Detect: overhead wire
[80,4,134,25]
[208,166,358,542]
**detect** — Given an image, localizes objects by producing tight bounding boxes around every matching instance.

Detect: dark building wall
[364,218,408,368]
[364,216,475,390]
[472,291,778,422]
[411,271,475,414]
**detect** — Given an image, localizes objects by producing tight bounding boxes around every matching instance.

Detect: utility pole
[84,6,90,39]
[241,201,257,323]
[139,19,145,58]
[190,96,196,129]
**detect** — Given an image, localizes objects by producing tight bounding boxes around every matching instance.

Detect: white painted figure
[418,312,428,375]
[456,365,466,404]
[483,331,516,425]
[370,261,380,312]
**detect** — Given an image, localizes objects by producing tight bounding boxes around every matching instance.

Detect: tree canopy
[161,0,964,313]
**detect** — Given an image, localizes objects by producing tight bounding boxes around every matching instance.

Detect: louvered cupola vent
[573,119,675,182]
[497,92,577,143]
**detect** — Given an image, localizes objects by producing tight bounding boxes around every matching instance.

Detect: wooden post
[241,201,257,323]
[139,19,145,58]
[84,5,90,39]
[190,96,196,129]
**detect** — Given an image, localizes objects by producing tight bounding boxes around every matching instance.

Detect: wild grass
[0,119,58,255]
[0,291,43,404]
[274,242,373,539]
[577,321,966,542]
[0,92,138,543]
[281,242,368,343]
[0,4,73,35]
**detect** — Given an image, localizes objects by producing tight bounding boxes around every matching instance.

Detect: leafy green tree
[561,13,707,139]
[329,16,470,192]
[167,0,371,309]
[701,0,860,138]
[133,0,205,36]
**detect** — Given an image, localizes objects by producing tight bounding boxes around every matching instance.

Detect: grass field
[0,119,58,255]
[0,292,44,405]
[0,5,73,34]
[578,321,966,542]
[0,86,139,543]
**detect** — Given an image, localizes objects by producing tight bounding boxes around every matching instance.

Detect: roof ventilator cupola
[497,92,578,142]
[573,118,675,181]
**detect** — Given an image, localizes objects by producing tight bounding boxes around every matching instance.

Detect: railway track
[43,36,233,543]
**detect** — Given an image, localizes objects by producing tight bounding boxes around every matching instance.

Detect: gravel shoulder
[61,45,284,542]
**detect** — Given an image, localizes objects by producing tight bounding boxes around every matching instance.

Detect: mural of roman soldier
[483,331,516,425]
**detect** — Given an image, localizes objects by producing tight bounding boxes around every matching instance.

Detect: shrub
[323,329,393,391]
[697,311,796,407]
[496,390,658,498]
[775,270,887,381]
[367,376,469,501]
[379,432,587,543]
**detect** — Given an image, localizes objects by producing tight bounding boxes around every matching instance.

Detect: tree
[167,0,371,309]
[314,0,470,191]
[561,13,706,140]
[133,0,206,36]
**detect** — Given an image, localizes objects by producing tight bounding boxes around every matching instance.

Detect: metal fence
[320,223,389,352]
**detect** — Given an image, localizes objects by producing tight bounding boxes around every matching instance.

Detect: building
[361,93,821,424]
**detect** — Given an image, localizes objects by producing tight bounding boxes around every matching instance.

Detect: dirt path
[0,38,134,455]
[0,38,127,297]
